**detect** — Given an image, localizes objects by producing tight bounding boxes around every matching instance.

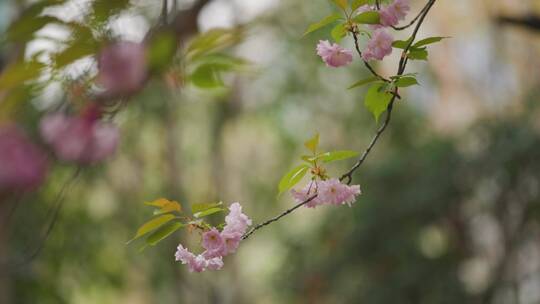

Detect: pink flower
[318,178,361,207]
[362,29,393,61]
[202,228,227,258]
[222,202,252,235]
[175,244,224,272]
[40,105,119,164]
[206,257,224,271]
[221,231,242,254]
[316,40,353,68]
[0,125,48,194]
[175,244,195,264]
[189,255,208,273]
[379,6,399,27]
[97,41,147,97]
[291,182,323,208]
[391,0,410,21]
[358,0,410,28]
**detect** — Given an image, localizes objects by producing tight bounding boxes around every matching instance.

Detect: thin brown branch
[242,195,318,240]
[392,1,431,31]
[352,31,389,82]
[242,0,438,241]
[4,168,81,271]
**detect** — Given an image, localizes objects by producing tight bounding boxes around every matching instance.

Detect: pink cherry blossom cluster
[174,202,252,273]
[316,0,410,67]
[97,41,148,97]
[40,104,119,164]
[0,125,48,194]
[291,178,361,208]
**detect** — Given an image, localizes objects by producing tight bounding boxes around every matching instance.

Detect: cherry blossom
[40,105,119,164]
[316,40,354,68]
[0,125,48,194]
[362,29,394,61]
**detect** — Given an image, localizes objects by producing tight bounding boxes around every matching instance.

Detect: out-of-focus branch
[3,168,82,271]
[497,15,540,32]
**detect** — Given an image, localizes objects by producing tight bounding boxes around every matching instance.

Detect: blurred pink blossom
[40,105,119,164]
[316,40,354,68]
[97,41,147,97]
[362,29,393,61]
[0,125,48,194]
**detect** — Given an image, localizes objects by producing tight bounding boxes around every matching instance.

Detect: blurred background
[1,0,540,303]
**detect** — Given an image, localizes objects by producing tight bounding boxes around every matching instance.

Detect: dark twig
[341,0,436,183]
[242,195,317,240]
[352,31,389,82]
[161,0,169,25]
[392,1,430,31]
[339,97,395,184]
[5,168,81,270]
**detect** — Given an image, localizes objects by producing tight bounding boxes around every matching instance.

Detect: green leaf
[304,133,320,153]
[7,15,64,42]
[90,0,130,25]
[407,49,428,60]
[190,64,225,89]
[413,36,448,48]
[333,0,348,10]
[278,164,310,194]
[187,28,243,60]
[0,61,45,90]
[320,150,360,163]
[303,13,342,36]
[392,39,412,49]
[395,76,419,87]
[191,202,223,214]
[147,31,177,71]
[194,207,224,218]
[353,11,380,24]
[348,76,379,89]
[145,222,185,246]
[331,23,347,43]
[351,0,369,11]
[128,214,175,243]
[364,82,393,122]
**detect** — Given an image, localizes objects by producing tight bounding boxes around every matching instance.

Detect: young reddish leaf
[144,198,182,213]
[333,0,348,10]
[304,133,320,153]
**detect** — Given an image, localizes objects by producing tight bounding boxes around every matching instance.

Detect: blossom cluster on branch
[316,0,411,67]
[175,203,252,272]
